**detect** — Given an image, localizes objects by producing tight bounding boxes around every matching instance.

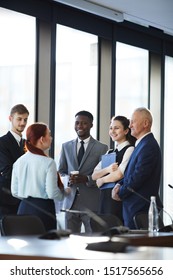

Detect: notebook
[100,152,116,190]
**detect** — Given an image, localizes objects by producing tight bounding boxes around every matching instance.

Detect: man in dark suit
[112,107,162,229]
[58,110,108,233]
[0,104,29,220]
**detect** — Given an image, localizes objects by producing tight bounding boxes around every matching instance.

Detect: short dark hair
[75,110,93,122]
[10,104,29,116]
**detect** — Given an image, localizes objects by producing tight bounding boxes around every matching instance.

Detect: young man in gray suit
[58,110,108,233]
[0,104,29,220]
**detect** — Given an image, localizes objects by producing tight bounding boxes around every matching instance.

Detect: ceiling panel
[55,0,173,35]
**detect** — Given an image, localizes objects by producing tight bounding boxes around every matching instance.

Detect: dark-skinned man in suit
[58,110,108,233]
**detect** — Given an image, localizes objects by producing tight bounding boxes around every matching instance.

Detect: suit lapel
[72,139,79,168]
[125,134,152,172]
[7,131,20,150]
[6,131,23,159]
[78,137,95,167]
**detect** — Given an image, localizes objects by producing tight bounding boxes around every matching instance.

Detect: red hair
[26,123,48,156]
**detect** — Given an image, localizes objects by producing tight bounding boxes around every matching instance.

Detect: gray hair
[134,107,153,126]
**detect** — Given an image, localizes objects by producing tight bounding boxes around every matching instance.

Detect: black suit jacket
[0,131,25,206]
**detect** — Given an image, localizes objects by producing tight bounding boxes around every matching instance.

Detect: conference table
[0,231,173,260]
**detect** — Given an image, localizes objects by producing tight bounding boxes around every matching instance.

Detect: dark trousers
[99,188,123,223]
[0,204,19,220]
[18,197,57,231]
[65,194,92,233]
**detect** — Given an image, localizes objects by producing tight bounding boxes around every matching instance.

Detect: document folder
[100,152,116,190]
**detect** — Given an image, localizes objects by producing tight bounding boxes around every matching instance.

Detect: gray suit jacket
[58,136,108,212]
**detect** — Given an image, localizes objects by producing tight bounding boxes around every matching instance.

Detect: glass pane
[163,56,173,225]
[0,8,36,134]
[115,42,148,118]
[54,25,98,163]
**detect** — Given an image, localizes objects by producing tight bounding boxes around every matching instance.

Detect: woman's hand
[64,187,71,195]
[96,178,104,188]
[57,172,64,191]
[106,162,118,173]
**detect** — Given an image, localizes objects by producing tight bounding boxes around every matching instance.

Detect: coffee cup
[70,171,79,176]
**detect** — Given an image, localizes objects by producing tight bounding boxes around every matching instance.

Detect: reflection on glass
[0,8,35,134]
[55,25,98,163]
[164,56,173,224]
[115,42,148,118]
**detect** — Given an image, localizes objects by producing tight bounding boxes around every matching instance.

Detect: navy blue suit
[118,133,162,229]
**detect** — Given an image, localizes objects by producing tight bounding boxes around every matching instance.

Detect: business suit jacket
[58,136,108,212]
[118,133,162,229]
[0,131,24,208]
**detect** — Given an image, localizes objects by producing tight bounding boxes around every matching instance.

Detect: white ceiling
[55,0,173,35]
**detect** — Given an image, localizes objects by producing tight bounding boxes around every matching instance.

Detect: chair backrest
[133,211,164,230]
[90,214,123,233]
[1,215,46,236]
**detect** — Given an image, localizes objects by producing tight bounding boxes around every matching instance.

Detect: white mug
[70,171,79,175]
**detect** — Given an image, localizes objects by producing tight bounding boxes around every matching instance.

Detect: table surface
[115,231,173,247]
[0,232,173,260]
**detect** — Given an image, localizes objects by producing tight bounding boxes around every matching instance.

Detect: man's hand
[68,174,88,185]
[112,183,121,201]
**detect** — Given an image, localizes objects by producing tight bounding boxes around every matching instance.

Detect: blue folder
[100,152,116,190]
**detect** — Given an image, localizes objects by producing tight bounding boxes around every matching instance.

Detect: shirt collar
[135,132,151,146]
[78,136,90,144]
[116,140,130,151]
[10,130,22,143]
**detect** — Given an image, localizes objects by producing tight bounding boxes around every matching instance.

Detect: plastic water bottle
[148,196,159,232]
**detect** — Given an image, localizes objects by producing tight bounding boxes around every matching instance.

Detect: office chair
[90,213,123,233]
[133,211,164,230]
[1,215,46,236]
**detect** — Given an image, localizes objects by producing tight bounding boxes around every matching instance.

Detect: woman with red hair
[11,122,64,231]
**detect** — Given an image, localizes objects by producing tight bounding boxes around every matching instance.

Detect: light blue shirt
[11,151,63,201]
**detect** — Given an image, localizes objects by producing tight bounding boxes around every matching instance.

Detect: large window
[163,56,173,225]
[115,42,148,118]
[0,8,35,134]
[54,25,98,163]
